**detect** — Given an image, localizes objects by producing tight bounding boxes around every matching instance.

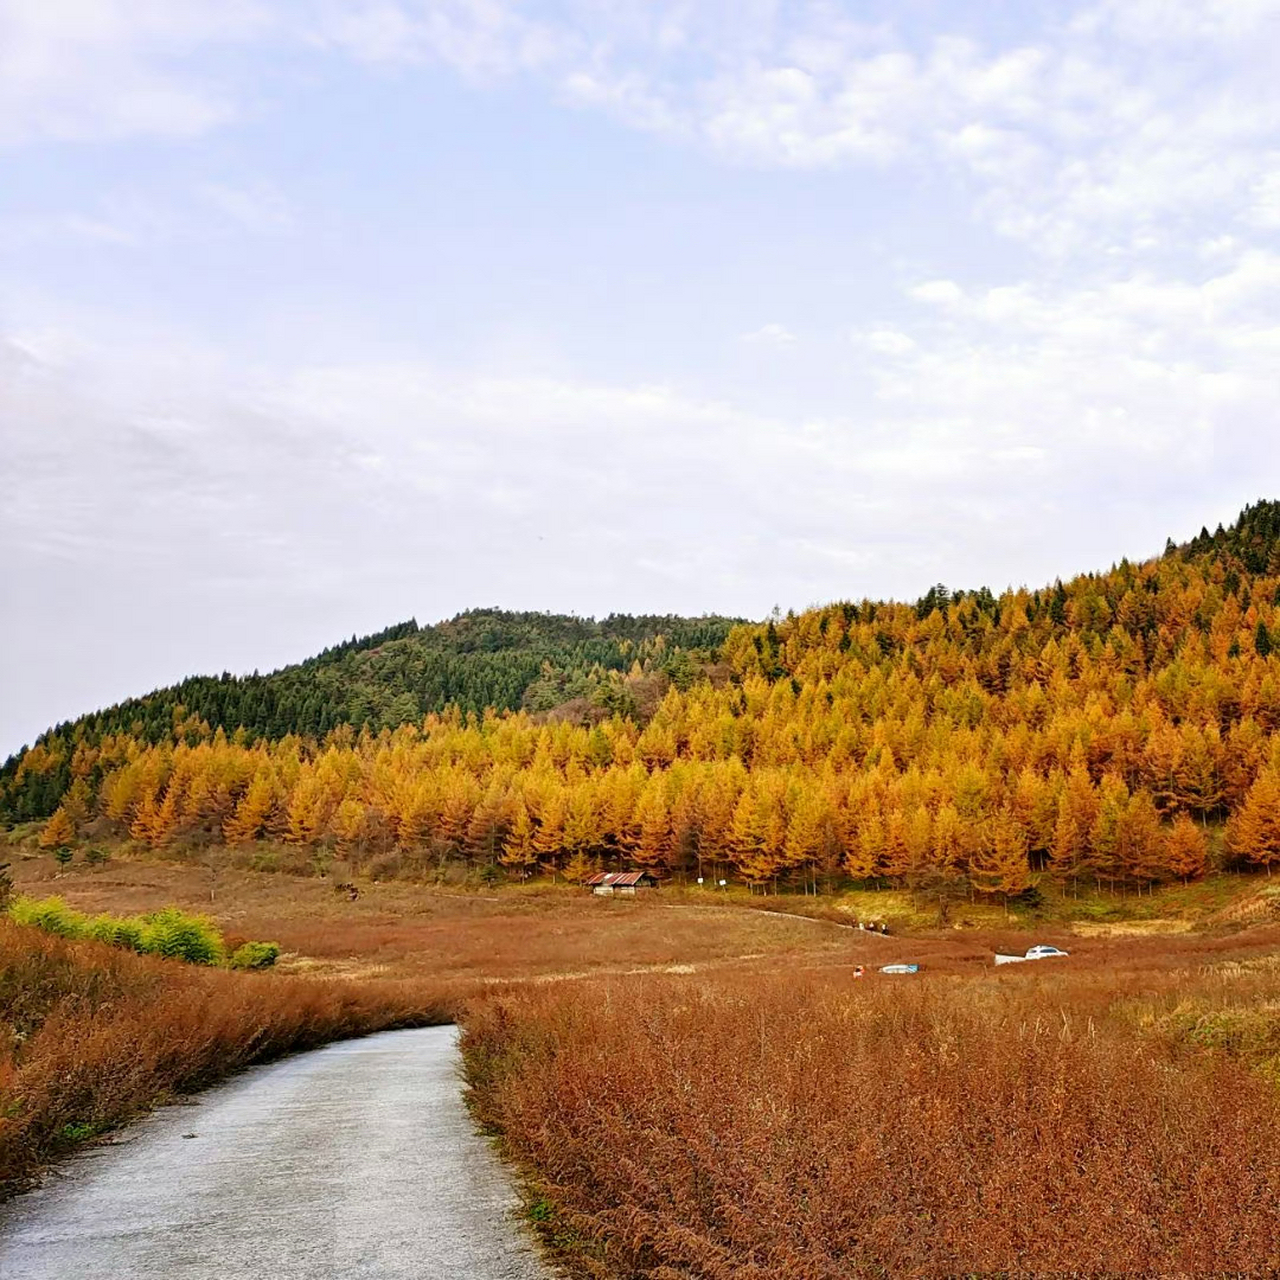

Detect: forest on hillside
[0,610,739,815]
[7,503,1280,894]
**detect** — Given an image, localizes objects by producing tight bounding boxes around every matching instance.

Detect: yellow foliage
[38,807,76,849]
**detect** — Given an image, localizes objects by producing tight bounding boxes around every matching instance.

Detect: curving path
[0,1026,553,1279]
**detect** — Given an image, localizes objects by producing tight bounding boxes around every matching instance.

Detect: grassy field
[9,838,1278,973]
[751,867,1280,933]
[7,842,1279,1000]
[463,939,1280,1278]
[6,851,850,982]
[4,842,1279,1272]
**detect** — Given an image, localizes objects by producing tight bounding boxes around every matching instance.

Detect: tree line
[10,504,1280,892]
[1,609,740,803]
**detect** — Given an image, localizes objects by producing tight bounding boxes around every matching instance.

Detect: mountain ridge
[6,502,1280,892]
[18,501,1278,764]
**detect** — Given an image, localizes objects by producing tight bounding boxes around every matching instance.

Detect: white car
[994,944,1071,964]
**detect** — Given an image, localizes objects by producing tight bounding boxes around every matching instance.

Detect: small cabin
[585,871,657,896]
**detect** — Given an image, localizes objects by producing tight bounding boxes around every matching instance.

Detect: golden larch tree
[1226,768,1280,874]
[1165,814,1208,883]
[38,806,76,850]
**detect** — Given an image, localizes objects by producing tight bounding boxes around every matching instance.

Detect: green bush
[228,940,281,970]
[87,913,146,952]
[85,913,119,946]
[112,918,148,952]
[58,1121,101,1145]
[8,898,156,952]
[8,896,280,972]
[8,896,88,939]
[140,909,223,966]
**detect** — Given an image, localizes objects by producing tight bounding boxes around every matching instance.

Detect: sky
[2,0,1280,755]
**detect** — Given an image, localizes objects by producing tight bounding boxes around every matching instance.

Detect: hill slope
[6,502,1280,892]
[0,610,740,821]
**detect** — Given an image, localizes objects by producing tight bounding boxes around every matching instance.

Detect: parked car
[995,944,1071,964]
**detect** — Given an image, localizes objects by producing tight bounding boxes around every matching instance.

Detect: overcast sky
[3,0,1279,755]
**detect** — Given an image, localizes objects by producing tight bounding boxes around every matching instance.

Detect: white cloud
[1075,0,1280,44]
[198,181,294,232]
[862,328,916,356]
[5,1,1277,279]
[8,250,1278,629]
[297,1,1280,267]
[1250,161,1280,229]
[741,322,797,346]
[861,254,1280,492]
[0,1,266,145]
[311,0,572,78]
[910,280,965,307]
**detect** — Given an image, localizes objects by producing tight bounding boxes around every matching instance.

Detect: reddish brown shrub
[464,964,1280,1277]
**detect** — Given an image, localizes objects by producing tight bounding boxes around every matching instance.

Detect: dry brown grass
[10,854,848,981]
[11,849,1277,985]
[10,844,1280,1272]
[463,935,1280,1278]
[0,920,463,1198]
[0,854,853,1200]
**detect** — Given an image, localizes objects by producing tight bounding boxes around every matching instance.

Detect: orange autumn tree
[1226,769,1280,874]
[1165,814,1208,883]
[499,797,538,877]
[969,808,1031,903]
[38,806,76,851]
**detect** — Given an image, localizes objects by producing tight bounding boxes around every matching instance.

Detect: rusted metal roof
[584,871,655,887]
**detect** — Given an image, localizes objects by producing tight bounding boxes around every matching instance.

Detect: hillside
[6,502,1280,893]
[0,609,739,823]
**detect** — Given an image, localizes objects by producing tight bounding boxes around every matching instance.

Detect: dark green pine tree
[1256,619,1273,658]
[1049,582,1068,626]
